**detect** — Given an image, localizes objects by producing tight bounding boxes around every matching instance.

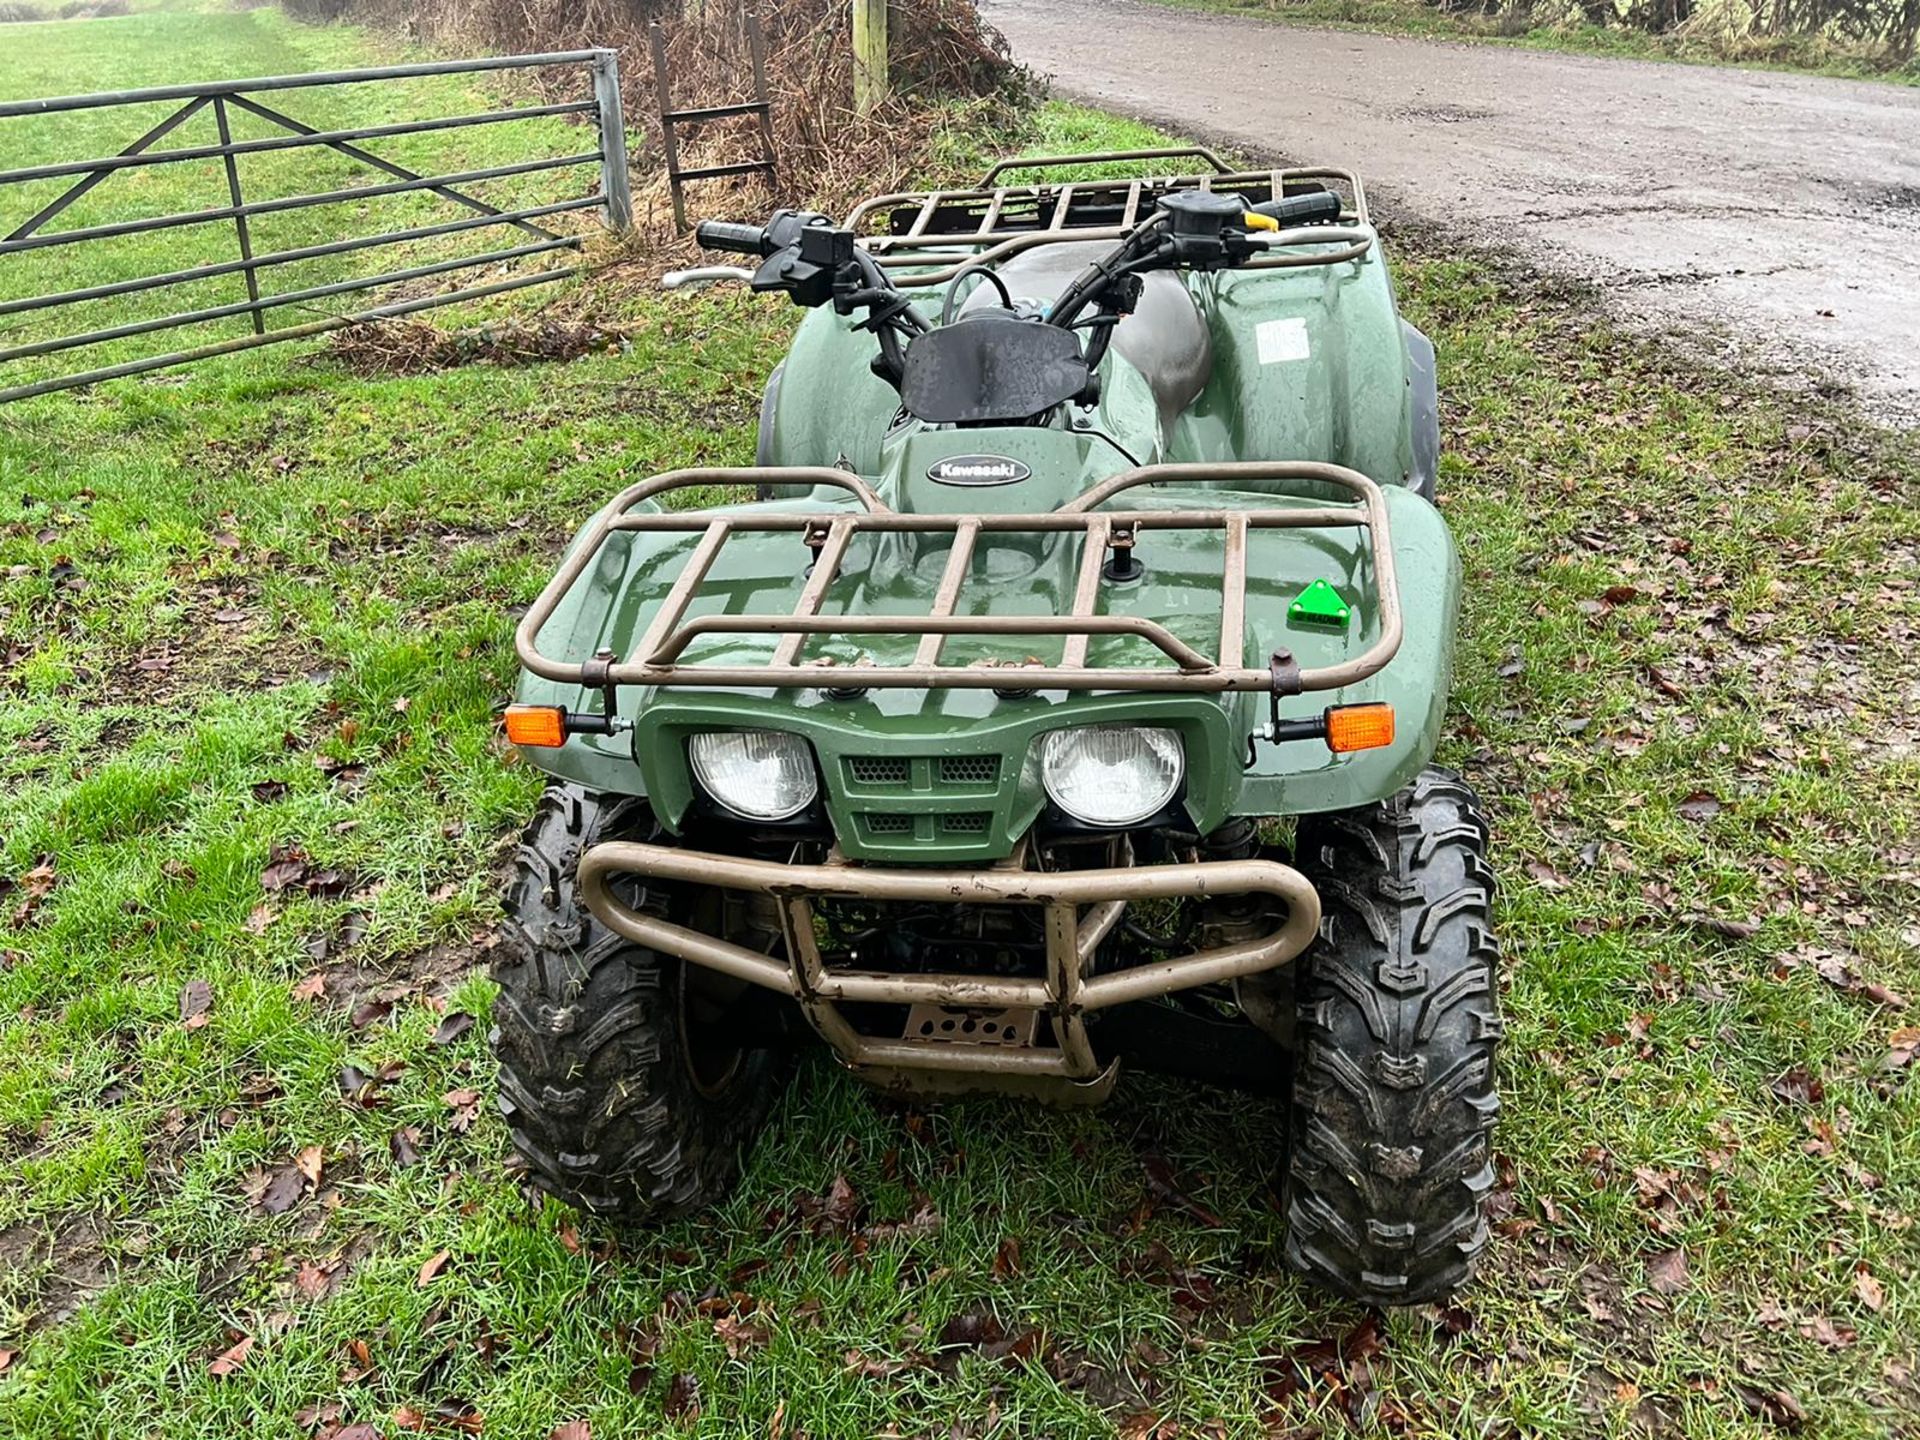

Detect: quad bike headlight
[688,730,818,821]
[1039,724,1185,827]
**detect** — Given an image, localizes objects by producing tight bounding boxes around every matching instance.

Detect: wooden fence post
[853,0,889,114]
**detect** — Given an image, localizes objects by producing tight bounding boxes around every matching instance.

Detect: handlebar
[1250,191,1344,228]
[687,189,1317,402]
[693,219,772,257]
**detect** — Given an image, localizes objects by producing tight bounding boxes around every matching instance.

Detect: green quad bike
[494,149,1500,1306]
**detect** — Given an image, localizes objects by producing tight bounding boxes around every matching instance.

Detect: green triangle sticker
[1289,578,1351,630]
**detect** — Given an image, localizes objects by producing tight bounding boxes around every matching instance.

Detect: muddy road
[983,0,1920,424]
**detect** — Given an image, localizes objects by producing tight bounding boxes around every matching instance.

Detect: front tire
[491,784,787,1221]
[1283,767,1502,1305]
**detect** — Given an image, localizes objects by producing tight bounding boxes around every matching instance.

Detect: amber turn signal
[504,704,567,749]
[1325,703,1396,754]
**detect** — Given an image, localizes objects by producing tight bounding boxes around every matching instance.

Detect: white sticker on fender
[1256,317,1311,365]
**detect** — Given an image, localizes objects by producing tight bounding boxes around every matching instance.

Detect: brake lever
[660,266,755,291]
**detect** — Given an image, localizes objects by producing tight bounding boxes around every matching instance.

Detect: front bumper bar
[577,842,1321,1087]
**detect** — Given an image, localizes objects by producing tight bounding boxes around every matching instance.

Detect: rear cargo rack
[844,151,1374,288]
[514,461,1403,698]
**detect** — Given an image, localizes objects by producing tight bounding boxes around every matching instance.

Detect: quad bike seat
[959,240,1212,433]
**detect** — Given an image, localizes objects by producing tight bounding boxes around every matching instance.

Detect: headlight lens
[688,730,818,820]
[1040,724,1184,826]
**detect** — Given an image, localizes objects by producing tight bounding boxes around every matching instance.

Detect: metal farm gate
[0,51,631,403]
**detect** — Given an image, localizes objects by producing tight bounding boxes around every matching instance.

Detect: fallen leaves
[6,856,58,929]
[1647,1247,1689,1295]
[1783,946,1911,1009]
[255,1162,309,1216]
[259,842,350,900]
[393,1399,482,1434]
[417,1249,452,1287]
[260,844,310,894]
[1736,1383,1808,1433]
[294,1258,341,1300]
[295,1144,325,1187]
[251,1142,325,1215]
[1886,1026,1920,1070]
[1676,790,1724,822]
[1262,1313,1388,1427]
[390,1125,423,1167]
[431,1011,475,1047]
[1769,1067,1825,1106]
[208,1334,254,1378]
[1800,1313,1857,1349]
[1140,1154,1223,1228]
[663,1372,700,1422]
[442,1088,482,1133]
[338,1060,405,1109]
[179,979,214,1030]
[822,1173,860,1229]
[712,1313,769,1358]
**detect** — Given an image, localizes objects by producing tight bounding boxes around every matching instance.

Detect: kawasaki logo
[926,454,1031,487]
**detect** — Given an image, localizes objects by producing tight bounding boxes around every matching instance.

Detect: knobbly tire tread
[490,783,784,1221]
[1284,766,1502,1305]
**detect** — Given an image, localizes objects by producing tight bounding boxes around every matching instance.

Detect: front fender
[1237,484,1460,815]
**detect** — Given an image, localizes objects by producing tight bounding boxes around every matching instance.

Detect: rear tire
[491,784,787,1221]
[1283,767,1502,1305]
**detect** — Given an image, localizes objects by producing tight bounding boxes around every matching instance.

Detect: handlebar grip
[1250,191,1344,227]
[694,220,770,256]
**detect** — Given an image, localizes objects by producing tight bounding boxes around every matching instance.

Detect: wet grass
[2,13,1918,1439]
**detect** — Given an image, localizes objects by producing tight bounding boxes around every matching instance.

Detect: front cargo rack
[844,148,1374,288]
[514,461,1403,699]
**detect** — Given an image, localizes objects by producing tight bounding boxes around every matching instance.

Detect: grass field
[0,2,600,391]
[1135,0,1920,85]
[2,6,1919,1439]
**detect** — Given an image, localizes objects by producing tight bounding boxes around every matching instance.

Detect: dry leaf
[443,1087,482,1132]
[1886,1027,1920,1069]
[291,972,326,1002]
[294,1259,337,1300]
[295,1144,324,1187]
[1801,1314,1857,1349]
[1677,791,1723,822]
[714,1314,769,1357]
[1854,1266,1886,1313]
[550,1424,591,1440]
[209,1335,254,1377]
[1770,1066,1824,1105]
[257,1164,306,1215]
[1648,1247,1688,1294]
[180,979,214,1029]
[664,1372,700,1421]
[417,1248,451,1287]
[431,1011,475,1047]
[390,1125,422,1167]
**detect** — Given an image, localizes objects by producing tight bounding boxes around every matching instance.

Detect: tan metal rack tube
[513,461,1403,699]
[577,842,1322,1080]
